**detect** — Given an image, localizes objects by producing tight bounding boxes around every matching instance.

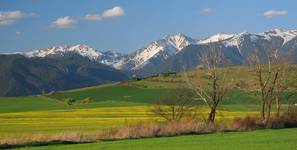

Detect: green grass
[0,95,146,113]
[19,128,297,150]
[49,84,172,104]
[0,96,67,113]
[0,73,292,139]
[0,66,296,147]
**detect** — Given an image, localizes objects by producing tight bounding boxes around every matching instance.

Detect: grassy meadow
[19,128,297,150]
[0,66,296,149]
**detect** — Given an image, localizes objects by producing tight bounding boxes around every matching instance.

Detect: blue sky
[0,0,296,53]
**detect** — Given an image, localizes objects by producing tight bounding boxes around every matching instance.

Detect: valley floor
[0,104,257,139]
[19,128,297,150]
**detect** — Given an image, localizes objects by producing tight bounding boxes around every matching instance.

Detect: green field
[0,67,296,149]
[19,128,297,150]
[0,80,261,139]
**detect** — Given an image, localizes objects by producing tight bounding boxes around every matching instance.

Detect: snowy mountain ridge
[17,44,125,68]
[23,44,103,60]
[2,29,297,71]
[115,33,195,70]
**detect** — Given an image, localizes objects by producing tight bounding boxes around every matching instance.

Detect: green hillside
[1,65,297,113]
[0,54,129,96]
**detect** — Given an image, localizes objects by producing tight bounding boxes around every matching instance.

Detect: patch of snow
[112,60,126,69]
[164,33,195,51]
[223,32,247,47]
[198,32,235,44]
[259,29,297,45]
[250,34,260,42]
[222,32,249,54]
[129,42,165,70]
[24,44,103,61]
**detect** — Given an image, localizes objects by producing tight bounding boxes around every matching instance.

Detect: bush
[228,116,260,131]
[267,106,297,129]
[81,97,93,104]
[229,108,297,130]
[65,98,76,105]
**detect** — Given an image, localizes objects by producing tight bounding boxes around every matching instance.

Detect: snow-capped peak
[163,33,195,50]
[24,44,103,60]
[198,32,235,44]
[259,29,297,45]
[223,32,250,46]
[115,33,194,70]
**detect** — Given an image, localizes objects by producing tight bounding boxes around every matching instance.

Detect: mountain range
[1,28,297,96]
[0,54,128,96]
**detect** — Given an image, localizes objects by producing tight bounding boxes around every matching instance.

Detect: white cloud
[84,6,124,21]
[263,10,288,17]
[102,6,124,18]
[199,8,211,14]
[51,16,76,28]
[0,10,26,25]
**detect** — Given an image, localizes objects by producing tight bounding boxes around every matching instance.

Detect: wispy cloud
[51,16,76,28]
[84,14,102,21]
[84,6,124,21]
[0,10,35,26]
[16,31,21,36]
[263,10,288,17]
[199,8,212,14]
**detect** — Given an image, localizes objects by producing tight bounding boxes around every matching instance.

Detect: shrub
[81,97,93,104]
[228,116,260,131]
[65,98,76,105]
[152,88,195,122]
[267,106,297,129]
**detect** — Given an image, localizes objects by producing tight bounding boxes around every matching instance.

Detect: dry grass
[0,132,95,148]
[109,118,210,139]
[228,107,297,131]
[228,116,261,131]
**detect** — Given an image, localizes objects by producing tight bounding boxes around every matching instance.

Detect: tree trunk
[266,99,273,123]
[275,80,281,118]
[260,100,266,121]
[208,106,216,124]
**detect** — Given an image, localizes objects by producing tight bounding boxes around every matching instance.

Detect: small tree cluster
[248,44,293,123]
[65,98,76,106]
[81,97,93,104]
[152,88,196,122]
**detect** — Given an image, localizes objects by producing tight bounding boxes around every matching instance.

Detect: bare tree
[152,88,195,122]
[248,47,277,122]
[274,56,290,117]
[248,44,292,122]
[275,65,297,117]
[184,43,232,124]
